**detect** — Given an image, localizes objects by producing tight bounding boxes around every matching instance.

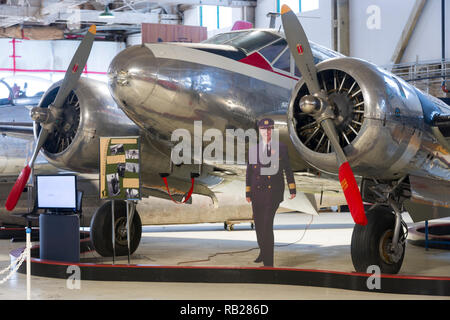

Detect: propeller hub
[30,107,50,123]
[328,91,354,130]
[299,95,321,114]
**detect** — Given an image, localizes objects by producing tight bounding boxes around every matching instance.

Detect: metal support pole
[336,0,350,56]
[425,220,429,251]
[111,200,116,264]
[126,200,131,264]
[26,227,31,300]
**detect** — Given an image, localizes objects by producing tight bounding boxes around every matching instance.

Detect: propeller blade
[52,25,96,109]
[4,25,96,211]
[5,165,31,211]
[321,119,367,225]
[339,162,367,226]
[281,6,367,226]
[281,5,321,95]
[5,128,49,211]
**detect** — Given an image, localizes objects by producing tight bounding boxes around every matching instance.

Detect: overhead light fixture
[99,5,114,19]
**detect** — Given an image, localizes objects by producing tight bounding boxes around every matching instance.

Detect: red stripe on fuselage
[239,52,273,71]
[239,52,299,82]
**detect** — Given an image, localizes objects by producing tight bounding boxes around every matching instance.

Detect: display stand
[36,175,81,263]
[39,213,80,262]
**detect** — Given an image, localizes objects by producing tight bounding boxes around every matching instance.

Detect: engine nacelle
[288,57,424,179]
[35,78,139,173]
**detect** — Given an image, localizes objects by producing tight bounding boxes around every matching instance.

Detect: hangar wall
[255,0,332,49]
[0,39,125,82]
[1,1,448,80]
[348,0,450,66]
[254,0,450,66]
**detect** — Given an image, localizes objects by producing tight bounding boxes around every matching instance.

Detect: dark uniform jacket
[246,141,296,204]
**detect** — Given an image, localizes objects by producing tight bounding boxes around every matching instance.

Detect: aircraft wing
[0,122,34,140]
[208,164,346,215]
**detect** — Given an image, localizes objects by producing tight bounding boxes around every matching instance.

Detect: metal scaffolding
[384,58,450,97]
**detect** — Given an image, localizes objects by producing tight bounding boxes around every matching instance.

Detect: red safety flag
[161,176,195,204]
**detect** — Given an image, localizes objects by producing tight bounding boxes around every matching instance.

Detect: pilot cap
[257,118,274,129]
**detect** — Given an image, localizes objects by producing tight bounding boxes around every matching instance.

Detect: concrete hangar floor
[0,211,449,300]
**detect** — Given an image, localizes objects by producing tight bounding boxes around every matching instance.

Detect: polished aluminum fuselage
[2,31,449,227]
[108,44,307,171]
[108,43,448,185]
[0,79,318,227]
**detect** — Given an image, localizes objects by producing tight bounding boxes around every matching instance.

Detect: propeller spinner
[5,25,97,211]
[281,5,367,225]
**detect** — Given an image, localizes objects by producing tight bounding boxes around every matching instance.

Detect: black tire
[90,200,142,257]
[351,206,405,274]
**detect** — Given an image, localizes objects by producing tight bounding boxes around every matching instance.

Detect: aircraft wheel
[90,200,142,257]
[351,206,405,274]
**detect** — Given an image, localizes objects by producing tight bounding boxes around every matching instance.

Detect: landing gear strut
[350,177,410,274]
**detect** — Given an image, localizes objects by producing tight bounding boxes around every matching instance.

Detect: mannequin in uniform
[246,118,296,267]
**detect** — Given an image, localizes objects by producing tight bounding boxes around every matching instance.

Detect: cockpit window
[259,38,287,63]
[226,31,280,54]
[203,31,250,45]
[204,30,281,54]
[203,30,343,76]
[273,48,290,72]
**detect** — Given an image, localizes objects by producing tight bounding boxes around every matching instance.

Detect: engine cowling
[35,77,139,173]
[288,57,424,179]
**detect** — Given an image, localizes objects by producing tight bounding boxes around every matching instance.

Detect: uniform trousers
[251,191,280,267]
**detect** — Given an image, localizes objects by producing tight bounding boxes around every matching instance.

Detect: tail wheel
[90,200,142,257]
[351,206,405,274]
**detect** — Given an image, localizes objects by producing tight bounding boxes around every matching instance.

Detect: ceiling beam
[390,0,427,65]
[0,25,64,39]
[55,9,178,25]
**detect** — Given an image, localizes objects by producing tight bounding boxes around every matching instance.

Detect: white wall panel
[0,39,13,71]
[184,6,201,26]
[127,34,143,46]
[0,39,125,82]
[350,0,450,66]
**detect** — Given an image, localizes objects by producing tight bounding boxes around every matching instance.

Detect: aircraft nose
[108,45,157,116]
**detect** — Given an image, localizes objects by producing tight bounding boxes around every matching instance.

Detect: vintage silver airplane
[1,5,449,274]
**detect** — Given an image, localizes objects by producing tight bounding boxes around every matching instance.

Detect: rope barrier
[0,228,31,289]
[0,247,28,285]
